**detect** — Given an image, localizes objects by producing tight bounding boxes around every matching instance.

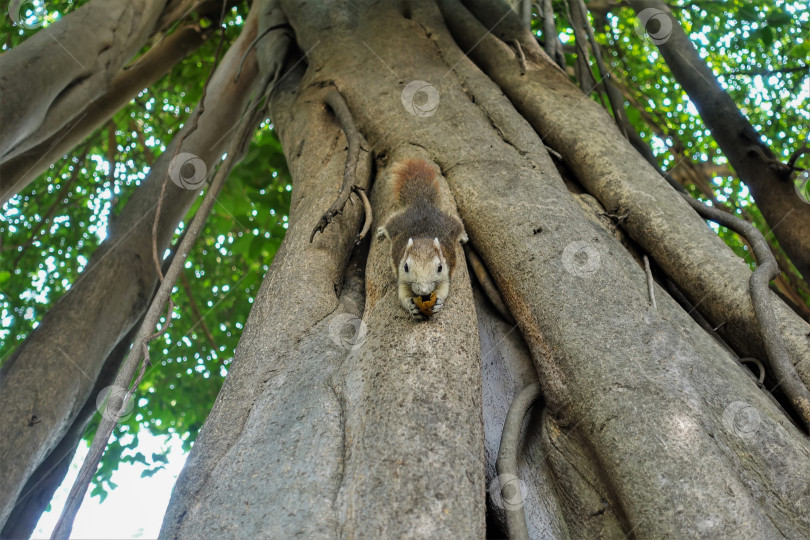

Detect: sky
[31,433,186,539]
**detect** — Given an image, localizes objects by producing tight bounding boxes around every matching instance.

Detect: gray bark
[3,0,807,537]
[440,1,810,535]
[164,0,810,537]
[477,287,573,539]
[442,0,810,399]
[160,42,485,533]
[0,9,264,528]
[0,23,207,204]
[0,313,144,539]
[0,0,166,162]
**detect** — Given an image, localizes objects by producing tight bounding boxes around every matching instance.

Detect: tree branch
[740,357,766,387]
[352,186,373,242]
[511,39,527,75]
[465,244,515,324]
[0,23,208,205]
[541,0,567,69]
[11,141,92,268]
[565,0,597,93]
[179,269,218,351]
[152,0,229,282]
[787,147,809,172]
[235,23,292,83]
[721,64,808,78]
[570,0,630,138]
[643,255,657,311]
[627,0,810,285]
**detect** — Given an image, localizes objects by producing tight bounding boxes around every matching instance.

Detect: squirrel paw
[433,296,445,313]
[404,298,425,318]
[407,299,423,318]
[459,231,469,244]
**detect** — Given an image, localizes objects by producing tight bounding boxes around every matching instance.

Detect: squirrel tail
[393,159,440,205]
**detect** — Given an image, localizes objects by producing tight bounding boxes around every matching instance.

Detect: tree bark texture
[0,0,166,162]
[160,52,486,535]
[161,0,810,538]
[0,8,264,528]
[443,0,810,398]
[0,316,142,539]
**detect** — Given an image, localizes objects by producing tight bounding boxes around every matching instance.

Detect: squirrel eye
[404,263,409,273]
[438,264,443,272]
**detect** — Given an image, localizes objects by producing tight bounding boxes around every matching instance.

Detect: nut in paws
[413,291,438,317]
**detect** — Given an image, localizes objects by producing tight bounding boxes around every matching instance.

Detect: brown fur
[393,159,440,206]
[387,159,462,275]
[378,158,466,317]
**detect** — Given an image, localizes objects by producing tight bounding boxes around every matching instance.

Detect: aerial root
[497,382,542,540]
[683,193,810,432]
[644,255,657,312]
[465,244,515,324]
[310,87,372,243]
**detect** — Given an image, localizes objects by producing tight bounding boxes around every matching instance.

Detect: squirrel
[376,159,468,318]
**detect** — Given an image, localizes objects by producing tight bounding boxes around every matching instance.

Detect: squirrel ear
[406,238,414,251]
[433,237,443,256]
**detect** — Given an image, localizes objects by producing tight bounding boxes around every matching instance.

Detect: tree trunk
[160,0,810,538]
[0,315,142,539]
[0,7,267,528]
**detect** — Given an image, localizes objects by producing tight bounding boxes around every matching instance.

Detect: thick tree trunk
[627,0,810,285]
[161,0,810,537]
[0,9,264,528]
[160,54,486,536]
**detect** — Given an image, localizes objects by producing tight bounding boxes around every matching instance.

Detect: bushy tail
[393,159,440,205]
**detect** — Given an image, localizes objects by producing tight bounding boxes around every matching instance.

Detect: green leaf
[141,465,166,478]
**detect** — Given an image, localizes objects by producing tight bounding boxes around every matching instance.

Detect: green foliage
[0,1,290,497]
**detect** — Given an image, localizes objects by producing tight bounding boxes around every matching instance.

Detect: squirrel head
[398,237,449,297]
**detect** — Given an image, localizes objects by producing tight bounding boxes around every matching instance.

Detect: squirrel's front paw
[432,295,446,313]
[406,298,424,318]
